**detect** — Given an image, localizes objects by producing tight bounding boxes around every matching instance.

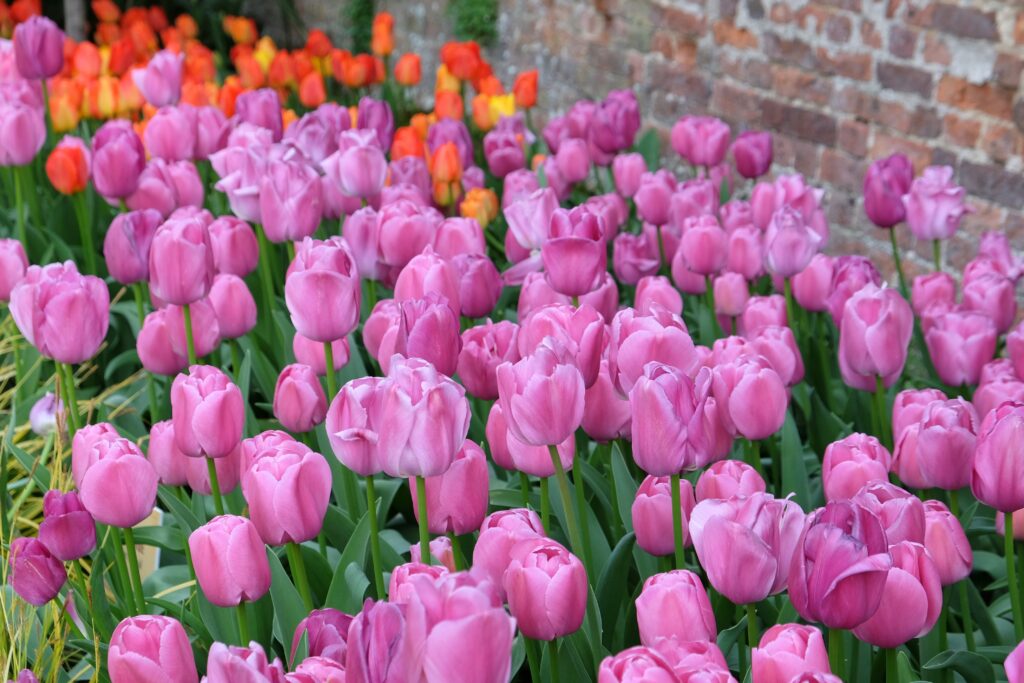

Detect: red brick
[993,53,1024,90]
[820,148,866,189]
[825,13,853,43]
[876,61,933,98]
[763,32,817,70]
[760,98,838,145]
[771,65,832,106]
[710,81,761,125]
[713,20,758,49]
[770,3,793,23]
[922,33,951,66]
[980,124,1021,163]
[661,7,705,36]
[943,114,982,148]
[870,132,933,171]
[959,161,1024,210]
[1016,12,1024,44]
[815,47,872,80]
[772,133,822,177]
[887,25,917,59]
[930,3,999,40]
[937,76,1015,119]
[838,119,870,157]
[861,21,883,49]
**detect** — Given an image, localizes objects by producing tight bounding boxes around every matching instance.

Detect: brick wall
[294,0,1024,276]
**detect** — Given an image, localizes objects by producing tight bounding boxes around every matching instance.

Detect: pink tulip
[853,481,926,546]
[326,376,383,476]
[192,105,229,160]
[324,128,388,200]
[7,537,66,606]
[132,50,182,107]
[0,101,41,165]
[235,88,283,141]
[147,420,189,487]
[822,433,891,502]
[1007,640,1024,683]
[497,342,585,447]
[457,321,519,400]
[632,474,696,556]
[184,444,240,497]
[13,15,63,78]
[738,295,786,337]
[751,174,829,241]
[274,363,327,433]
[923,500,972,586]
[79,436,158,527]
[344,600,418,683]
[902,165,970,240]
[260,160,323,243]
[852,541,942,648]
[671,116,730,167]
[695,459,765,501]
[189,515,271,606]
[389,294,462,377]
[92,120,147,200]
[103,209,162,285]
[971,402,1024,512]
[9,261,110,364]
[635,276,682,316]
[124,159,204,218]
[205,642,284,683]
[472,508,546,595]
[137,301,221,376]
[292,608,353,664]
[294,334,349,377]
[891,388,946,443]
[505,540,587,640]
[912,398,978,491]
[711,272,748,321]
[433,216,484,259]
[376,200,444,276]
[636,570,716,645]
[357,97,394,149]
[582,359,632,442]
[711,356,787,440]
[608,306,698,396]
[613,152,646,197]
[108,615,198,683]
[752,624,830,683]
[863,154,913,228]
[630,363,711,475]
[171,365,244,458]
[598,647,678,683]
[483,127,526,178]
[410,441,489,535]
[670,178,719,227]
[690,493,804,604]
[293,657,346,682]
[764,206,821,278]
[649,638,729,680]
[372,356,469,477]
[732,131,772,179]
[838,284,913,391]
[29,393,61,437]
[394,247,461,312]
[791,254,833,312]
[724,226,764,281]
[207,273,256,339]
[208,216,259,277]
[70,422,121,486]
[0,238,28,302]
[486,401,576,476]
[38,490,95,561]
[634,170,676,226]
[242,444,332,545]
[285,236,361,343]
[613,230,661,285]
[974,378,1024,421]
[678,215,727,276]
[542,206,607,297]
[518,303,604,388]
[962,270,1016,334]
[788,500,891,629]
[554,137,591,184]
[451,253,502,318]
[148,216,214,306]
[143,106,195,161]
[827,256,882,326]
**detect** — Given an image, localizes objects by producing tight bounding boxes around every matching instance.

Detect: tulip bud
[497,342,585,447]
[189,515,271,606]
[971,402,1024,512]
[0,238,28,302]
[13,16,64,79]
[612,152,646,197]
[671,116,730,167]
[273,363,327,433]
[582,359,632,443]
[208,216,259,277]
[292,608,353,664]
[285,237,361,343]
[29,393,62,437]
[838,284,913,391]
[902,165,970,241]
[205,642,285,682]
[103,209,162,285]
[752,624,831,683]
[452,253,503,318]
[208,274,257,339]
[472,508,546,595]
[791,254,834,312]
[38,490,96,561]
[636,570,716,645]
[108,615,199,683]
[505,540,588,640]
[632,475,696,556]
[242,445,332,545]
[923,499,972,586]
[7,537,66,606]
[410,441,489,535]
[634,170,676,226]
[260,160,323,243]
[542,206,607,297]
[598,647,678,683]
[821,433,891,502]
[92,120,146,200]
[732,131,773,179]
[171,365,245,458]
[863,154,913,228]
[326,376,383,477]
[132,50,183,107]
[79,436,158,528]
[148,217,214,306]
[695,459,766,501]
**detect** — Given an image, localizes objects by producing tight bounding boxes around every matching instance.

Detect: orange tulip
[94,21,119,47]
[268,51,295,90]
[48,78,83,132]
[435,64,459,93]
[84,75,119,119]
[121,7,148,28]
[391,126,426,160]
[394,53,420,86]
[431,142,462,184]
[147,7,169,32]
[219,76,244,117]
[471,94,495,131]
[282,108,298,130]
[9,0,39,23]
[410,113,432,139]
[90,0,119,23]
[440,41,482,81]
[299,71,326,108]
[46,140,90,195]
[223,15,257,46]
[477,74,503,96]
[306,28,332,58]
[371,56,385,85]
[107,36,134,75]
[180,79,215,107]
[513,70,538,109]
[235,51,266,90]
[160,27,182,52]
[175,14,198,39]
[126,19,158,60]
[184,42,216,82]
[371,12,393,56]
[117,71,144,115]
[531,153,546,171]
[460,187,499,228]
[72,41,101,78]
[434,90,463,121]
[293,50,315,81]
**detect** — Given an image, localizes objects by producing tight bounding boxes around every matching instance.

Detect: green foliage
[347,0,376,53]
[448,0,498,47]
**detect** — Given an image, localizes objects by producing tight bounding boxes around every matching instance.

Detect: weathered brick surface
[274,0,1024,276]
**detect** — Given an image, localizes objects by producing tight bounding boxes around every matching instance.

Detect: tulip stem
[323,342,337,398]
[133,284,160,423]
[519,471,531,509]
[540,477,551,533]
[885,648,898,682]
[828,629,844,679]
[572,468,594,575]
[230,339,243,381]
[888,227,908,299]
[286,240,296,264]
[206,457,225,516]
[236,603,250,645]
[122,527,147,614]
[523,637,541,682]
[603,445,623,539]
[287,542,315,611]
[747,439,765,479]
[182,303,198,365]
[670,473,686,570]
[58,362,81,436]
[958,578,976,651]
[415,476,432,565]
[783,277,799,341]
[447,531,464,570]
[365,475,386,598]
[71,192,97,275]
[1005,512,1024,640]
[548,445,584,566]
[13,163,27,252]
[255,225,281,347]
[704,275,719,341]
[107,527,133,610]
[745,603,758,663]
[873,375,890,449]
[547,639,561,683]
[932,239,942,272]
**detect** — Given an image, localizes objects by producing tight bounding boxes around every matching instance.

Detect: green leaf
[267,549,309,662]
[610,443,637,533]
[326,511,371,610]
[158,487,201,533]
[780,411,812,510]
[895,649,918,683]
[597,533,635,649]
[923,650,995,683]
[636,129,661,170]
[7,435,50,491]
[131,525,183,552]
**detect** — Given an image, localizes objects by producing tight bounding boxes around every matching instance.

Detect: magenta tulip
[79,436,158,528]
[108,615,198,683]
[103,209,162,285]
[410,440,489,535]
[457,320,519,400]
[13,15,63,78]
[732,131,773,179]
[971,402,1024,512]
[208,216,259,277]
[189,515,271,606]
[38,490,95,561]
[636,570,716,645]
[171,365,244,458]
[852,541,942,648]
[838,284,913,391]
[242,445,332,545]
[451,253,503,318]
[634,170,676,226]
[764,206,821,278]
[853,481,926,546]
[695,460,765,501]
[752,624,831,683]
[92,120,147,200]
[671,116,730,167]
[613,152,646,197]
[598,647,678,683]
[505,540,587,640]
[821,433,891,502]
[863,154,913,228]
[285,236,361,343]
[0,238,28,302]
[292,608,353,664]
[923,499,972,586]
[235,88,283,141]
[902,165,970,240]
[205,642,285,683]
[497,342,585,447]
[632,475,696,556]
[7,537,66,606]
[542,206,607,297]
[582,359,632,443]
[131,50,182,107]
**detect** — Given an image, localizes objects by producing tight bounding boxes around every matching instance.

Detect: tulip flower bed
[3,5,1024,683]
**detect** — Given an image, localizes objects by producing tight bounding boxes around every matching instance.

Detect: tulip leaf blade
[267,548,309,658]
[636,128,661,171]
[157,486,201,533]
[326,511,371,610]
[923,650,995,683]
[597,532,635,648]
[610,443,636,534]
[780,411,812,510]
